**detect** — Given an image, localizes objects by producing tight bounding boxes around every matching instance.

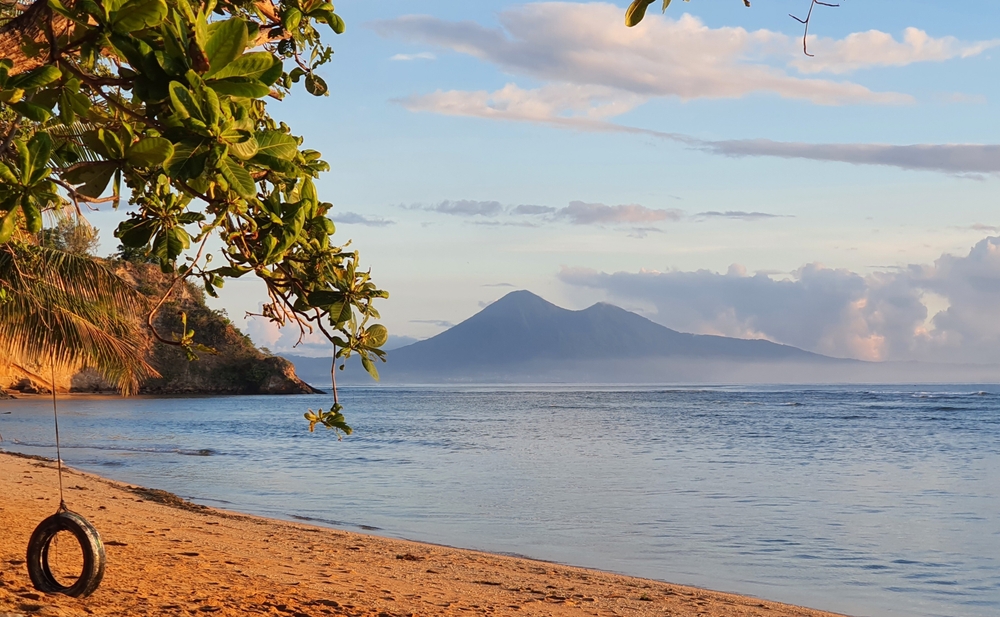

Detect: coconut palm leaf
[0,242,158,394]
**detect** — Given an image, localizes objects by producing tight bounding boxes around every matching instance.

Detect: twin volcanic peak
[286,291,851,385]
[390,290,826,369]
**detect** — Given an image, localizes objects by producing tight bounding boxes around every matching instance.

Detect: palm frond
[0,242,158,394]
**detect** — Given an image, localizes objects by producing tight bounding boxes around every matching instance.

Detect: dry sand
[0,452,846,617]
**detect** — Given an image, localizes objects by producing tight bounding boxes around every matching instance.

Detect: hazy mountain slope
[285,291,858,385]
[389,290,827,371]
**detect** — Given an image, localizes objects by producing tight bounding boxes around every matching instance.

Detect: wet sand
[0,452,846,617]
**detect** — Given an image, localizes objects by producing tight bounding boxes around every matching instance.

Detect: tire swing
[25,364,106,598]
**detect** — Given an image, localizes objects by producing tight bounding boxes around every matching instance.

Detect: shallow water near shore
[2,385,999,617]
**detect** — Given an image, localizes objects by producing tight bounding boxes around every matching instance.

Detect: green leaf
[7,65,61,90]
[208,52,277,81]
[625,0,656,27]
[254,131,298,160]
[21,198,42,234]
[0,203,19,244]
[98,128,124,159]
[116,219,157,247]
[164,139,207,179]
[210,265,252,278]
[110,0,167,32]
[126,137,174,167]
[62,162,118,198]
[259,59,284,86]
[306,289,344,307]
[365,324,388,348]
[10,101,51,122]
[304,73,328,96]
[0,161,17,185]
[282,7,301,30]
[168,81,203,121]
[26,133,53,178]
[313,10,344,34]
[361,355,379,381]
[206,77,271,99]
[328,299,352,326]
[176,212,206,224]
[250,153,296,174]
[220,157,256,199]
[204,19,248,77]
[226,133,258,160]
[168,226,191,256]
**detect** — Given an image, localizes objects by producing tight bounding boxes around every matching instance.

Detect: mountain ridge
[286,290,873,385]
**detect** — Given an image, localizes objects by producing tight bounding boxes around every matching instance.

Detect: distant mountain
[286,291,876,385]
[392,290,829,367]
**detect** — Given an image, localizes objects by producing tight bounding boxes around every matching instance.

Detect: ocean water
[2,385,999,617]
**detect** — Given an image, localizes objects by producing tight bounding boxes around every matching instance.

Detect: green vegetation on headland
[2,255,320,396]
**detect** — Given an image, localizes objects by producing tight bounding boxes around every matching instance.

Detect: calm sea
[2,386,999,617]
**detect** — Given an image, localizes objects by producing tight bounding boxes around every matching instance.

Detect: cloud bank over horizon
[559,237,1000,364]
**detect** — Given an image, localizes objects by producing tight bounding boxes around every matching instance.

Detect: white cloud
[400,83,645,124]
[245,317,333,356]
[694,139,1000,176]
[372,4,916,106]
[377,3,1000,176]
[793,28,1000,75]
[390,52,436,61]
[437,200,505,216]
[331,212,395,227]
[407,199,688,228]
[558,237,1000,364]
[556,201,681,225]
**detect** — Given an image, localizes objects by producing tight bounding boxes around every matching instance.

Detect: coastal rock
[0,262,321,396]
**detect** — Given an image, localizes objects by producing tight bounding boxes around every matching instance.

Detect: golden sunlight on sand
[0,453,845,617]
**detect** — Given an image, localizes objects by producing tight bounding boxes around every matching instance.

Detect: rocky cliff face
[1,262,321,396]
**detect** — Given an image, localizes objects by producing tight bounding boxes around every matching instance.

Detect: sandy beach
[0,452,845,617]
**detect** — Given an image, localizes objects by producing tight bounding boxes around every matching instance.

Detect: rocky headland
[1,261,320,396]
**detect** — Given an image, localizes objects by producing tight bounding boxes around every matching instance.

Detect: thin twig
[789,0,840,57]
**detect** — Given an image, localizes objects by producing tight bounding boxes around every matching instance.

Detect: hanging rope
[50,356,66,511]
[25,244,106,598]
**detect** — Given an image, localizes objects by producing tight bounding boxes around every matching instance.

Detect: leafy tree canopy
[0,0,387,418]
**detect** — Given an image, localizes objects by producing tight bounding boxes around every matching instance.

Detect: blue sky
[89,1,1000,363]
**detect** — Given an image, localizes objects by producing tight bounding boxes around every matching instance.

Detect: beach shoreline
[1,452,846,617]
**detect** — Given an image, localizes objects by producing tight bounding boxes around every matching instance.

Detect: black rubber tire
[26,510,106,597]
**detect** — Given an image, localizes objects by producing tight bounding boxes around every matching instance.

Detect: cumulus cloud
[376,4,1000,176]
[792,28,1000,74]
[559,237,1000,364]
[331,212,395,227]
[372,5,921,106]
[246,318,335,356]
[247,318,419,355]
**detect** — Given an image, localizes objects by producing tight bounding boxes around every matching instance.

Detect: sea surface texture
[2,385,998,617]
